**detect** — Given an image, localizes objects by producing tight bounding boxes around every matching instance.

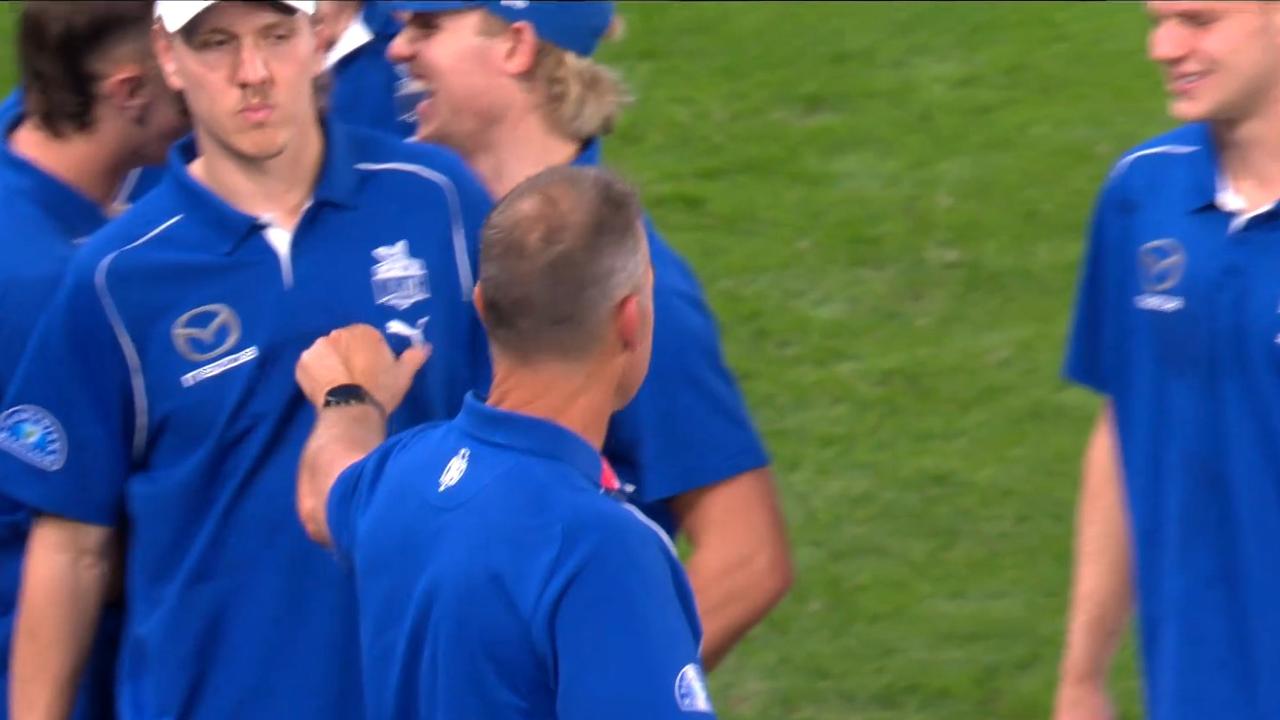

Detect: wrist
[320,383,387,422]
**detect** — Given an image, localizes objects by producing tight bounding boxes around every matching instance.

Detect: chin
[1167,98,1213,123]
[234,133,290,161]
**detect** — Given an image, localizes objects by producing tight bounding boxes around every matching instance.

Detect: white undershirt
[325,14,374,70]
[258,217,297,288]
[1216,176,1277,234]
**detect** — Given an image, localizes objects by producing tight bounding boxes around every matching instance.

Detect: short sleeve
[0,254,135,526]
[604,220,769,504]
[551,516,714,720]
[1064,173,1130,394]
[326,426,421,561]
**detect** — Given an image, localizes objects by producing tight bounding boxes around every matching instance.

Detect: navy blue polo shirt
[0,88,165,208]
[0,104,118,720]
[328,394,714,720]
[0,122,491,719]
[325,2,419,139]
[572,141,770,536]
[1066,121,1280,719]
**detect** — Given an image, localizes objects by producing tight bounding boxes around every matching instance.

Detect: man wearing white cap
[0,2,492,718]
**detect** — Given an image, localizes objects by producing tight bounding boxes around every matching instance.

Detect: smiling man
[1054,3,1280,719]
[0,1,491,718]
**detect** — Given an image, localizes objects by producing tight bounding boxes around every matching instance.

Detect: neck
[189,121,325,230]
[484,355,617,451]
[8,119,134,210]
[462,111,582,198]
[327,2,364,49]
[1215,96,1280,193]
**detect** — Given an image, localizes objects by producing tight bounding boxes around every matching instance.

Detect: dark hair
[479,165,647,361]
[19,1,155,138]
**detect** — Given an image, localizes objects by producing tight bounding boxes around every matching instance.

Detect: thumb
[395,344,431,388]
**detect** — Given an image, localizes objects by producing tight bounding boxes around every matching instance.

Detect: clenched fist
[295,323,431,415]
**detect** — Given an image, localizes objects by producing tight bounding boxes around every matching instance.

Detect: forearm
[672,468,793,671]
[684,543,792,671]
[297,404,386,545]
[1058,405,1132,686]
[11,517,116,720]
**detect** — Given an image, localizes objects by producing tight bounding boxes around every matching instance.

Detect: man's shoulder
[341,126,479,183]
[558,494,676,562]
[72,190,188,272]
[1107,123,1209,184]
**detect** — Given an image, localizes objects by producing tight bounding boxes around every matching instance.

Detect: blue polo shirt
[328,394,715,720]
[1066,121,1280,719]
[572,141,770,536]
[0,89,165,208]
[325,2,419,139]
[0,122,491,719]
[0,106,117,720]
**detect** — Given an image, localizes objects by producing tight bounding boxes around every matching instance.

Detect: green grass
[0,3,1172,717]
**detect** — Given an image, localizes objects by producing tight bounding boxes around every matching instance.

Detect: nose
[1148,19,1189,65]
[387,26,413,64]
[235,40,271,87]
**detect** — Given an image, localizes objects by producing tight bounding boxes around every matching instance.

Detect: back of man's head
[19,1,156,138]
[478,165,647,362]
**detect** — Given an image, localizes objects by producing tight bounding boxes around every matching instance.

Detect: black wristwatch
[321,383,387,420]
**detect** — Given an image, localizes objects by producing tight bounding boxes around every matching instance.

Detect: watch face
[324,384,371,406]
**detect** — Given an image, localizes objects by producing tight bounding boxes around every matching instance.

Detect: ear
[308,17,328,79]
[615,293,642,352]
[100,64,151,118]
[153,24,185,92]
[472,283,489,325]
[499,20,540,77]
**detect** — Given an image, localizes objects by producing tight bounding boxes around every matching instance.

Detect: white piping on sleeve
[1109,144,1201,179]
[92,214,184,461]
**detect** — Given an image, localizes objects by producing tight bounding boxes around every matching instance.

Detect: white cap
[154,1,317,34]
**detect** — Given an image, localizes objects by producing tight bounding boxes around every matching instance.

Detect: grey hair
[478,165,648,361]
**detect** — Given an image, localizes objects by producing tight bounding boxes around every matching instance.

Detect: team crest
[439,448,471,493]
[0,405,68,472]
[371,240,430,311]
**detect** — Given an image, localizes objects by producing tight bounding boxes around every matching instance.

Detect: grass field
[0,3,1175,718]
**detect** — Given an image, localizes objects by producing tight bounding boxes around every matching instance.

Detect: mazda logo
[171,304,241,362]
[1138,238,1186,293]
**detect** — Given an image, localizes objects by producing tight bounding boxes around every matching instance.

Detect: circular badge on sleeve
[674,662,714,714]
[0,405,68,472]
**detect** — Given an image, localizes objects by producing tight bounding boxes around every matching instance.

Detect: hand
[295,324,431,414]
[1052,678,1114,720]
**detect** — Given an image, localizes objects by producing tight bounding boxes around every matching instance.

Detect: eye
[266,24,297,44]
[194,34,234,51]
[1182,12,1217,29]
[408,14,441,34]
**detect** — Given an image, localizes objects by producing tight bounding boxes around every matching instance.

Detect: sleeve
[0,254,135,526]
[551,521,715,720]
[603,220,769,504]
[326,427,417,561]
[1063,173,1129,394]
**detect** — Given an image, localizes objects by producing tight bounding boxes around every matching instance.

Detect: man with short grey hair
[294,165,716,720]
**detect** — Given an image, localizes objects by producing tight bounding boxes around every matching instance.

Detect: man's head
[383,1,629,155]
[152,1,324,163]
[475,165,652,409]
[1147,1,1280,123]
[19,1,189,165]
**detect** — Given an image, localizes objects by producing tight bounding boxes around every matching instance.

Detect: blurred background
[0,2,1173,718]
